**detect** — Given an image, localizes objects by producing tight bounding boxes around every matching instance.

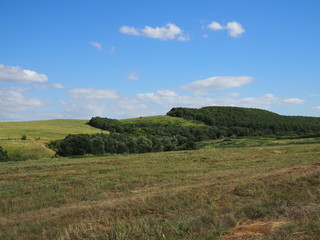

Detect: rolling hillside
[0,119,102,140]
[0,119,102,161]
[167,106,320,136]
[0,109,320,239]
[3,106,320,160]
[120,115,204,126]
[0,117,202,160]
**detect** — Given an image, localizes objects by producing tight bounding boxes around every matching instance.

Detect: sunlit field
[1,141,319,239]
[0,120,101,161]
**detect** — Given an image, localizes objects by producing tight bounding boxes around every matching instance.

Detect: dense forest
[52,107,320,157]
[167,106,320,136]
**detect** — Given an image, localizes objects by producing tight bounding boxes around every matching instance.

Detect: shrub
[21,135,27,140]
[0,146,9,162]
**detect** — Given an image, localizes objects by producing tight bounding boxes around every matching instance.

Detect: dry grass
[0,142,320,239]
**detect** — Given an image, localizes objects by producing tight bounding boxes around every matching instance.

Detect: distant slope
[0,119,101,141]
[120,115,204,126]
[0,119,101,161]
[167,106,320,136]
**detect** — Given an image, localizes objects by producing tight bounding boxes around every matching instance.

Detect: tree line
[50,106,320,157]
[51,117,230,156]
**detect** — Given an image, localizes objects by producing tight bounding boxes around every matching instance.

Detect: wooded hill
[167,106,320,136]
[51,106,320,157]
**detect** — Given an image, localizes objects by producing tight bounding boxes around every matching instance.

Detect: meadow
[1,141,319,239]
[0,120,101,161]
[120,115,205,126]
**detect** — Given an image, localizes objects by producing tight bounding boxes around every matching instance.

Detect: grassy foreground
[0,142,319,239]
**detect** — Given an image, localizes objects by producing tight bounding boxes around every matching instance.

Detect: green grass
[120,115,205,126]
[0,141,319,239]
[0,119,101,141]
[0,119,101,160]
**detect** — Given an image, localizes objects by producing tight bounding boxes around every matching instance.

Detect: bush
[0,146,9,162]
[21,135,27,140]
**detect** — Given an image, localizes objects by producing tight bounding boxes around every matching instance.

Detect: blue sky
[1,0,320,121]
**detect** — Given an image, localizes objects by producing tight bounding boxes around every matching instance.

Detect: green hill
[167,106,320,136]
[0,119,101,161]
[53,107,320,157]
[2,106,320,160]
[120,115,204,126]
[0,119,102,140]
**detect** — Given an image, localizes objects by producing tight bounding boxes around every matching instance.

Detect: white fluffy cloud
[281,98,305,104]
[33,83,64,90]
[137,90,305,111]
[119,26,140,36]
[111,98,151,117]
[70,88,118,99]
[137,90,181,104]
[120,23,189,41]
[0,64,48,83]
[312,106,320,111]
[63,102,106,119]
[181,76,253,92]
[208,21,245,37]
[59,88,119,119]
[89,41,103,50]
[0,88,44,120]
[207,21,224,30]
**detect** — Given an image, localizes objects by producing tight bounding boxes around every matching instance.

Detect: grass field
[199,136,320,149]
[120,115,204,126]
[0,119,102,141]
[0,119,101,161]
[1,141,319,239]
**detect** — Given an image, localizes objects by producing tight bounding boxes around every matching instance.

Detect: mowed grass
[199,136,320,149]
[0,119,101,160]
[0,142,319,239]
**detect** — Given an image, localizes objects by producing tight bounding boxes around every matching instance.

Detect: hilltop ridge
[167,106,320,136]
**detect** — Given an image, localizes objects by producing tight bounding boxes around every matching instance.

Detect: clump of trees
[52,133,190,157]
[0,146,9,162]
[52,116,226,156]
